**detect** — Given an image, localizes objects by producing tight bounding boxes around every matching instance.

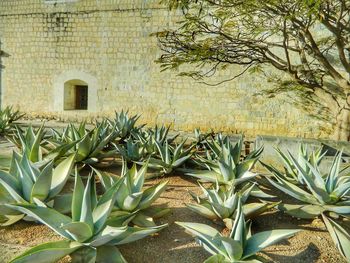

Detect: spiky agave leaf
[177,201,300,262]
[322,214,350,261]
[185,135,261,186]
[97,162,169,227]
[9,170,167,263]
[187,183,278,227]
[266,150,350,219]
[0,153,75,225]
[148,140,193,175]
[47,121,119,166]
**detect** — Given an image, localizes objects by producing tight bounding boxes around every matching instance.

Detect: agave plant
[94,162,169,227]
[0,106,24,135]
[266,151,350,219]
[0,153,75,226]
[49,121,119,165]
[7,125,75,167]
[177,200,300,262]
[8,173,167,263]
[187,182,279,229]
[148,140,194,175]
[322,213,350,262]
[7,125,46,163]
[262,144,326,185]
[185,134,262,187]
[112,110,143,140]
[191,128,214,151]
[131,124,179,156]
[114,139,147,163]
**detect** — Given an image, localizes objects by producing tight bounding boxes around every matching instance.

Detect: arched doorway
[53,70,98,112]
[64,79,88,110]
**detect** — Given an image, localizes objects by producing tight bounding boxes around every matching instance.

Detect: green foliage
[0,106,24,135]
[262,144,326,185]
[130,125,179,156]
[112,110,143,140]
[7,125,75,167]
[8,125,47,164]
[185,135,262,186]
[49,121,119,165]
[177,200,300,262]
[115,139,147,162]
[266,150,350,219]
[187,182,279,229]
[8,173,167,263]
[322,214,350,262]
[94,162,169,227]
[0,153,75,226]
[148,140,194,175]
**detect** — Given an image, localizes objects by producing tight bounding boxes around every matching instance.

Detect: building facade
[0,0,327,138]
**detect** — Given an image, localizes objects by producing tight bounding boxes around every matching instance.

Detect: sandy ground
[0,173,347,263]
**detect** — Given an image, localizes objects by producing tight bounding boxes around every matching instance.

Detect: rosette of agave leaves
[49,121,119,166]
[177,200,300,262]
[148,140,194,176]
[0,152,75,226]
[8,173,167,263]
[265,149,350,219]
[94,162,169,227]
[187,182,279,229]
[185,134,262,186]
[8,125,76,166]
[270,144,327,185]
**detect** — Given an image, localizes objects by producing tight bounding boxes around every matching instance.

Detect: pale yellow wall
[0,0,329,138]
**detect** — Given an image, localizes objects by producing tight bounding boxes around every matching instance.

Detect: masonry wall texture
[0,0,328,138]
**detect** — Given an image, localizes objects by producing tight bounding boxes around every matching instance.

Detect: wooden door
[75,85,88,110]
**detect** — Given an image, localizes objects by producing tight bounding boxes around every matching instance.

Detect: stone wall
[0,0,328,138]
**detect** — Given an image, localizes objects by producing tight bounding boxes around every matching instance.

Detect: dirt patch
[0,174,347,263]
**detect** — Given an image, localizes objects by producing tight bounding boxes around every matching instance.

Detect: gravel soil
[0,173,347,263]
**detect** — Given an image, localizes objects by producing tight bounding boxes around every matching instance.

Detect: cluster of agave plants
[0,109,349,262]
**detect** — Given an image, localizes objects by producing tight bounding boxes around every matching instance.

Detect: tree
[155,0,350,141]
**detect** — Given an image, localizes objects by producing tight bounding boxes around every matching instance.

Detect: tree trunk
[333,108,350,141]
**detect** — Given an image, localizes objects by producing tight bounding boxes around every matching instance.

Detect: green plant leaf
[15,159,33,201]
[53,194,73,214]
[70,246,96,263]
[266,176,318,204]
[90,225,128,247]
[96,246,127,263]
[186,203,218,220]
[279,204,324,219]
[0,172,25,203]
[138,180,168,209]
[0,214,25,226]
[72,171,84,221]
[0,170,20,193]
[243,229,300,259]
[80,175,94,229]
[10,240,81,263]
[109,224,168,245]
[93,179,123,233]
[132,212,156,227]
[61,221,93,243]
[31,161,53,202]
[322,214,350,261]
[176,222,224,256]
[49,154,75,198]
[76,134,92,162]
[7,204,72,239]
